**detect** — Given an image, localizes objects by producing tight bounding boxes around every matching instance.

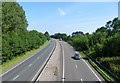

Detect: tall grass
[99,56,120,78]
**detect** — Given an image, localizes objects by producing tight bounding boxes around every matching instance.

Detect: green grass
[79,51,116,82]
[0,40,50,74]
[88,59,115,82]
[99,56,120,80]
[79,51,87,58]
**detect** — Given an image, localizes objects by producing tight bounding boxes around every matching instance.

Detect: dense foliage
[51,33,68,41]
[65,17,120,58]
[51,18,120,78]
[2,2,28,33]
[2,2,50,63]
[44,31,50,40]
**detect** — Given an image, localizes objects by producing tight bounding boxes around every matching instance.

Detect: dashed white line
[82,59,101,81]
[29,64,32,67]
[0,42,48,77]
[12,75,19,80]
[32,40,56,81]
[75,65,78,69]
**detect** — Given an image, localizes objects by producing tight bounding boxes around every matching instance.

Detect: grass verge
[88,59,115,82]
[79,51,87,58]
[98,56,120,78]
[0,40,50,74]
[79,51,116,82]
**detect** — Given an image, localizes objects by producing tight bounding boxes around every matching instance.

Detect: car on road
[72,52,82,60]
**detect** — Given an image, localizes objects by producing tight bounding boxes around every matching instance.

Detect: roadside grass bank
[0,40,50,74]
[98,57,120,78]
[88,58,114,82]
[79,51,87,58]
[98,57,120,82]
[79,51,119,82]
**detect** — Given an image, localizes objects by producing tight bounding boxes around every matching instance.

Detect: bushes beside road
[51,17,120,80]
[98,57,120,78]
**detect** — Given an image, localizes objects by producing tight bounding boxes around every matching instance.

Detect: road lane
[2,39,56,81]
[37,39,62,81]
[60,41,104,81]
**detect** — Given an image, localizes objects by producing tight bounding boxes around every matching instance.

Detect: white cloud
[58,8,66,16]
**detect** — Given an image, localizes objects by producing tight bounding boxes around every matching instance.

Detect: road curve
[1,39,56,81]
[60,41,104,82]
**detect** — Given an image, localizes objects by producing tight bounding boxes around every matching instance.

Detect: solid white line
[81,78,83,83]
[12,75,19,81]
[61,42,65,82]
[82,59,101,81]
[32,39,56,81]
[75,65,77,69]
[29,64,32,67]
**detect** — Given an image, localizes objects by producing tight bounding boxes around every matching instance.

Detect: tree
[72,31,84,37]
[44,31,50,40]
[102,32,120,57]
[2,2,28,33]
[51,33,68,41]
[96,27,107,32]
[2,2,47,63]
[70,34,89,51]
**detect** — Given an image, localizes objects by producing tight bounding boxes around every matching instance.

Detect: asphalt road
[1,39,55,81]
[60,41,104,82]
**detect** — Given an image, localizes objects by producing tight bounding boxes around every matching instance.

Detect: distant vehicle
[72,52,82,60]
[59,38,62,41]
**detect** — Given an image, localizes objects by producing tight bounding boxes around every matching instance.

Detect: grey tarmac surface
[1,39,55,81]
[37,40,104,82]
[37,39,62,81]
[1,39,105,82]
[60,41,104,81]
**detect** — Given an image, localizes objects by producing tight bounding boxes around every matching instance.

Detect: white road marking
[75,65,77,69]
[82,59,101,81]
[61,42,65,82]
[12,75,19,80]
[32,40,56,81]
[81,78,83,83]
[29,64,32,67]
[0,45,46,77]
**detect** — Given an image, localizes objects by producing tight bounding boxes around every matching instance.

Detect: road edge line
[82,59,101,81]
[32,39,56,82]
[60,41,65,82]
[0,40,51,77]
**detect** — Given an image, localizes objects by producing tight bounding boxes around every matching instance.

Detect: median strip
[60,41,65,82]
[32,39,56,82]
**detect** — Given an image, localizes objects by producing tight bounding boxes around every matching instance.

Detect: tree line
[51,17,120,58]
[1,2,50,63]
